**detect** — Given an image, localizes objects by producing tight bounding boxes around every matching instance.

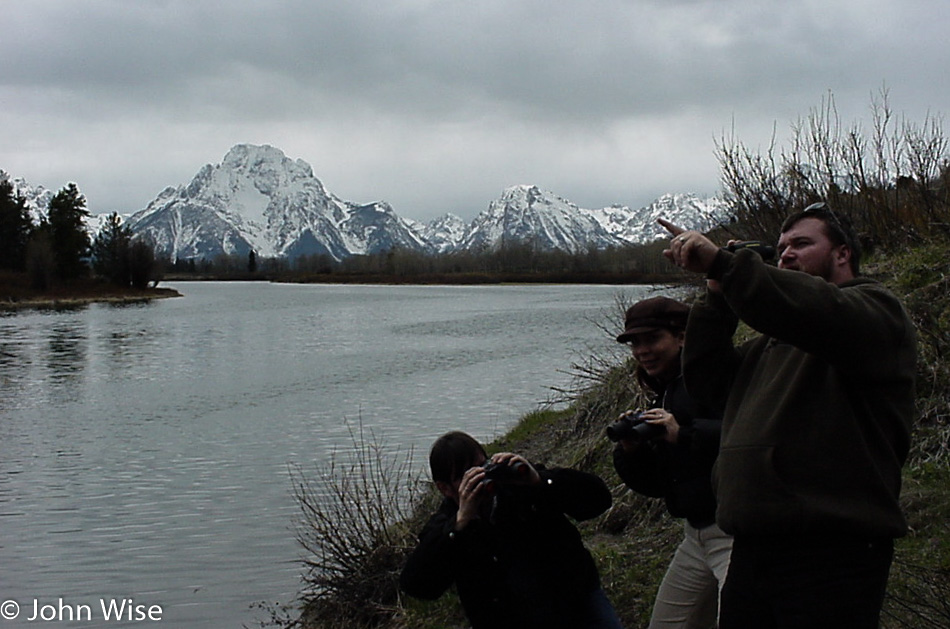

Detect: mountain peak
[123,144,727,261]
[7,144,725,262]
[124,144,426,262]
[500,183,540,198]
[497,184,575,210]
[222,143,283,163]
[220,144,315,179]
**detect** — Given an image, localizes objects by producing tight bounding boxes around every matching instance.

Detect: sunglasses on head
[802,202,839,222]
[799,201,852,244]
[804,201,851,229]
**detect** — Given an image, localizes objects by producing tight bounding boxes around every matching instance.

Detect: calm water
[0,281,656,627]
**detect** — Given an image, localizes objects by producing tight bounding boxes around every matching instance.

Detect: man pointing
[660,204,916,629]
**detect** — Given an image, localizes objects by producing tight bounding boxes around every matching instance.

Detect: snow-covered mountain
[587,193,727,245]
[452,185,726,254]
[124,144,427,262]
[411,213,469,254]
[2,171,55,225]
[455,185,626,254]
[4,146,729,262]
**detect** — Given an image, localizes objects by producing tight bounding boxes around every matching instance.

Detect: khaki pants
[649,521,733,629]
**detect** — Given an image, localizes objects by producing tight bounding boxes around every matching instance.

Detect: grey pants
[649,521,733,629]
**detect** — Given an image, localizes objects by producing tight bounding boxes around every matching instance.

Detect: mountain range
[5,144,728,262]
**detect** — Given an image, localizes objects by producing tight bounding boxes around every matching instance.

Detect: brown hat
[616,296,689,343]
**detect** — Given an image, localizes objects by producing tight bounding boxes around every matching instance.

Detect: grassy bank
[287,241,950,629]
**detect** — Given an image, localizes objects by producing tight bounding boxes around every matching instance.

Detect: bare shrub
[882,557,950,628]
[715,87,950,249]
[289,422,426,628]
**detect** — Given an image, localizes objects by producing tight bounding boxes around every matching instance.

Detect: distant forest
[165,238,683,285]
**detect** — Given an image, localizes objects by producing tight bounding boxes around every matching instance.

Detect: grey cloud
[3,0,950,220]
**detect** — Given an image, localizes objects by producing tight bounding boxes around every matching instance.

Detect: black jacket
[612,373,722,528]
[399,466,611,629]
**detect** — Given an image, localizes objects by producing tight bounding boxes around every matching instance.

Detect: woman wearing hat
[611,296,732,628]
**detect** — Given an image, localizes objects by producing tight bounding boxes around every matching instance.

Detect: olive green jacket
[683,249,917,539]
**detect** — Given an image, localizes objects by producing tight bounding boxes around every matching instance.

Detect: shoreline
[160,272,688,286]
[0,287,182,312]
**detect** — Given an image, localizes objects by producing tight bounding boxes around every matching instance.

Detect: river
[0,281,660,627]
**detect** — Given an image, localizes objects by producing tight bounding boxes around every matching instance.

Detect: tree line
[165,238,681,284]
[0,178,159,291]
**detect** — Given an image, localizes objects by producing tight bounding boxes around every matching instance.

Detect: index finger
[657,218,685,237]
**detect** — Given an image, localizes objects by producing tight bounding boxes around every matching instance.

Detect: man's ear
[835,244,852,267]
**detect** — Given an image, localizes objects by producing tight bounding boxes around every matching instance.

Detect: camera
[480,460,527,491]
[724,240,776,261]
[606,411,666,443]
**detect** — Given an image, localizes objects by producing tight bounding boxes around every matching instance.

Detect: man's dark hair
[781,202,861,275]
[429,431,487,484]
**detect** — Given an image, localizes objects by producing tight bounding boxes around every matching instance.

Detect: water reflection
[45,321,88,406]
[104,328,159,376]
[0,347,23,410]
[48,321,86,369]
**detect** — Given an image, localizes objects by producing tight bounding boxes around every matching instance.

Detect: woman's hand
[640,407,681,444]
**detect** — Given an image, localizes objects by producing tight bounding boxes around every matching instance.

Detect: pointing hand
[658,218,719,275]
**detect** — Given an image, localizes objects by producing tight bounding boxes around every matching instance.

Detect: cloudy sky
[3,0,948,223]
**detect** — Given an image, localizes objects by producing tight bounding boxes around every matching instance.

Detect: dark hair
[780,202,861,275]
[429,431,487,484]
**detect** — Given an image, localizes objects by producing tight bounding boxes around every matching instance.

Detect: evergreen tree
[0,178,34,271]
[128,239,156,289]
[46,183,91,280]
[91,212,132,285]
[26,228,55,290]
